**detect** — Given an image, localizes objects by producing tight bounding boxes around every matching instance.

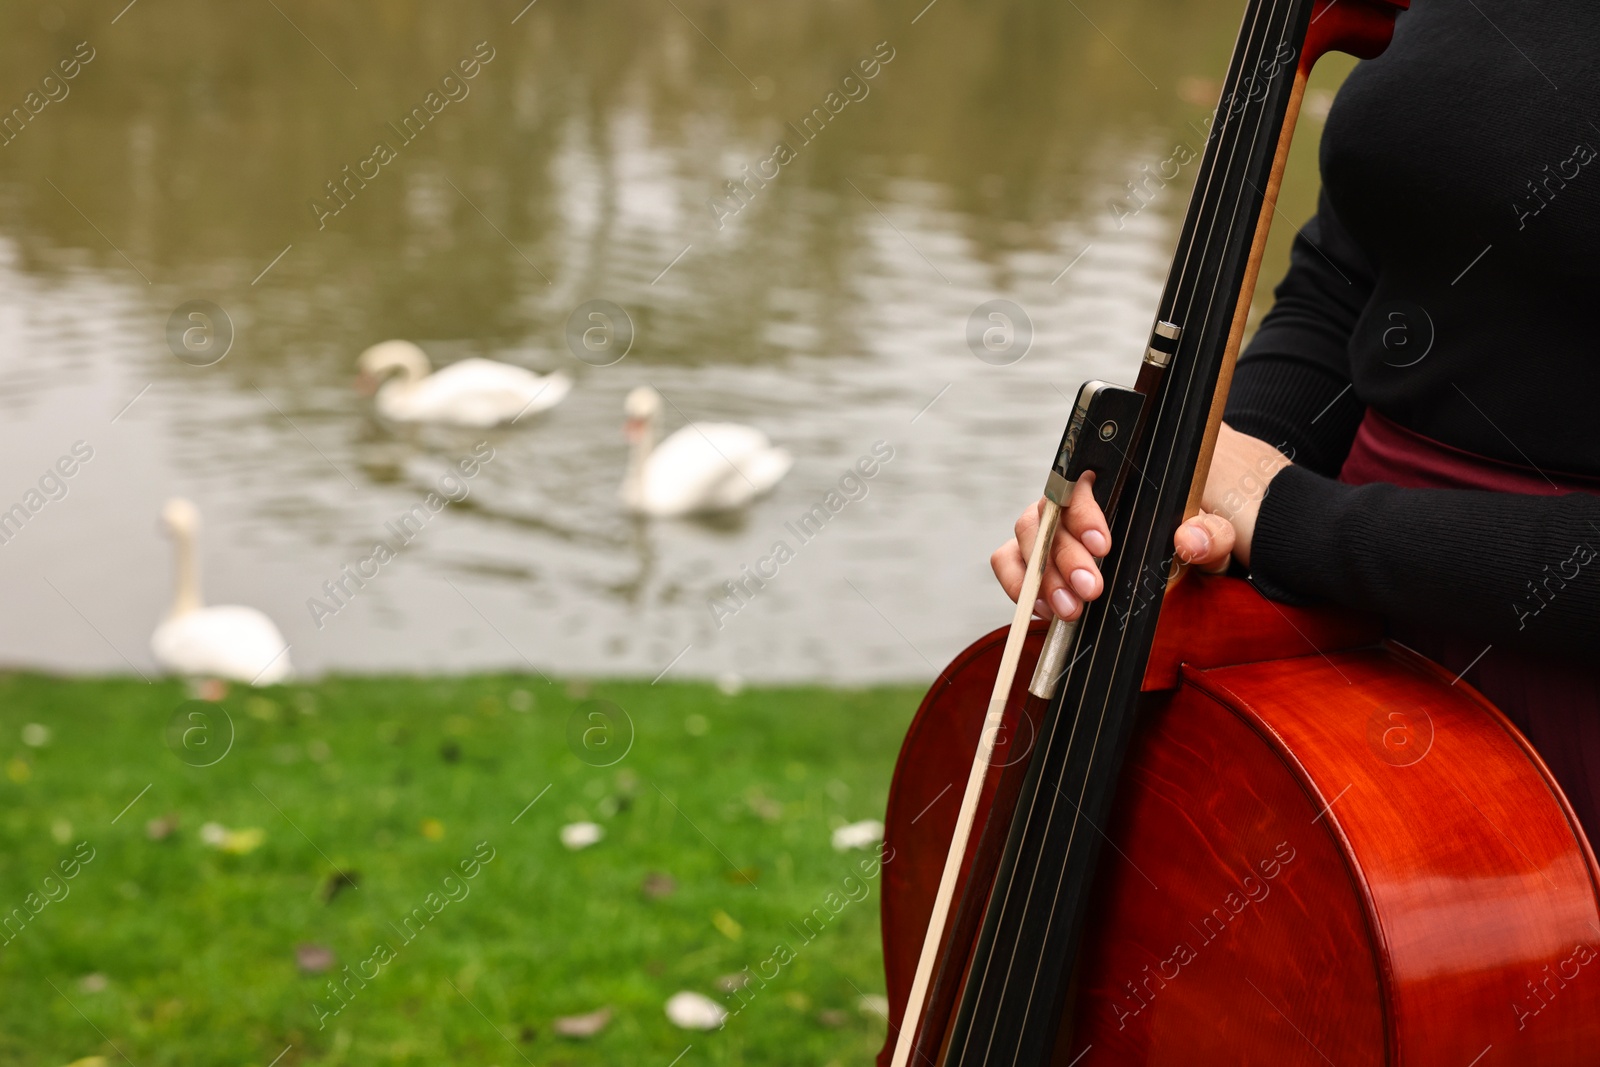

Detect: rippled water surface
[0,0,1348,682]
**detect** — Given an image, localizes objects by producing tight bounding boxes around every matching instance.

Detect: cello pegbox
[1304,0,1411,69]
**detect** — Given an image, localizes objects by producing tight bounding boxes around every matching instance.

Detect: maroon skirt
[1339,409,1600,842]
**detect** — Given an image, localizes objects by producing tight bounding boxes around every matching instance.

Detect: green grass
[0,673,922,1067]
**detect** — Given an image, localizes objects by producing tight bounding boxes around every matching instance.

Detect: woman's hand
[991,424,1293,614]
[990,474,1111,621]
[1173,423,1293,570]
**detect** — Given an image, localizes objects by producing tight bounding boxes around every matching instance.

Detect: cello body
[879,576,1600,1063]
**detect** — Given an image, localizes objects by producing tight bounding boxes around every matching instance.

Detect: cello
[877,0,1600,1063]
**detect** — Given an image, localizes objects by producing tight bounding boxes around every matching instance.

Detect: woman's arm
[999,193,1600,657]
[1212,198,1600,657]
[1251,470,1600,656]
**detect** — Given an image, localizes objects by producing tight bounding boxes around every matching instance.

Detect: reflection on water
[0,0,1346,682]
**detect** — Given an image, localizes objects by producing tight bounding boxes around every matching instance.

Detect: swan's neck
[399,349,432,383]
[380,350,431,394]
[169,527,202,618]
[622,416,658,507]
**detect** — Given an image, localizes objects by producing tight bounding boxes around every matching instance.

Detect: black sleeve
[1224,189,1372,476]
[1226,201,1600,655]
[1251,468,1600,657]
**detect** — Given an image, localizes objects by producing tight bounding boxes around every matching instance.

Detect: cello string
[967,0,1283,1019]
[1036,0,1310,930]
[998,0,1306,1053]
[1022,0,1300,1007]
[1035,0,1304,925]
[952,0,1298,1060]
[978,0,1303,1053]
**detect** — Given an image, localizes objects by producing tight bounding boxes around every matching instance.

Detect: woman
[993,3,1600,836]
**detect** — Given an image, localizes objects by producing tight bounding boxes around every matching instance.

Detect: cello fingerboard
[942,0,1316,1062]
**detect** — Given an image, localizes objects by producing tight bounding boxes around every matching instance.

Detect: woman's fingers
[991,536,1028,603]
[1039,477,1108,618]
[1062,472,1110,557]
[992,484,1112,620]
[1003,487,1244,619]
[1174,512,1235,573]
[1012,498,1043,564]
[991,499,1043,603]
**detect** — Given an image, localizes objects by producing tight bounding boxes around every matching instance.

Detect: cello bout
[880,577,1600,1063]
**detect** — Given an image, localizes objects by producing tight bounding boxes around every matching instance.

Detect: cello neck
[936,0,1408,1063]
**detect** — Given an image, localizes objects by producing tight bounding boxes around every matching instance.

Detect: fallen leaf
[831,820,884,851]
[818,1009,848,1028]
[858,993,890,1019]
[296,943,336,974]
[552,1006,613,1038]
[220,828,265,855]
[146,814,179,841]
[711,909,743,941]
[560,822,603,850]
[322,869,361,903]
[665,991,726,1031]
[198,822,264,854]
[641,872,676,899]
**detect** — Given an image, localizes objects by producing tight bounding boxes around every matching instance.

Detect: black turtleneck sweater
[1224,0,1600,657]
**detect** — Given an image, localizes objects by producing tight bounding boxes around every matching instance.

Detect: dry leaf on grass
[296,942,336,974]
[552,1006,613,1038]
[665,991,726,1030]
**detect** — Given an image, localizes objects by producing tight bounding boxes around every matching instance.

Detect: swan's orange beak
[624,416,646,443]
[354,371,379,396]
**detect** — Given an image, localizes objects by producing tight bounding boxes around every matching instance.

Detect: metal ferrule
[1028,616,1080,699]
[1142,319,1182,368]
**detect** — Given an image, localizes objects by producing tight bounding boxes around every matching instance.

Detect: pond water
[0,0,1349,683]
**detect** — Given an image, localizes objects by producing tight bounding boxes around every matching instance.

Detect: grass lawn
[0,672,923,1066]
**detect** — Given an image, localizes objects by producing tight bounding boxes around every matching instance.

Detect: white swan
[356,340,572,427]
[150,499,293,686]
[620,386,793,516]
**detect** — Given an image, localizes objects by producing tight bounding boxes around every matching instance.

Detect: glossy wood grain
[878,619,1047,1066]
[880,577,1600,1063]
[1141,568,1381,691]
[1069,682,1387,1064]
